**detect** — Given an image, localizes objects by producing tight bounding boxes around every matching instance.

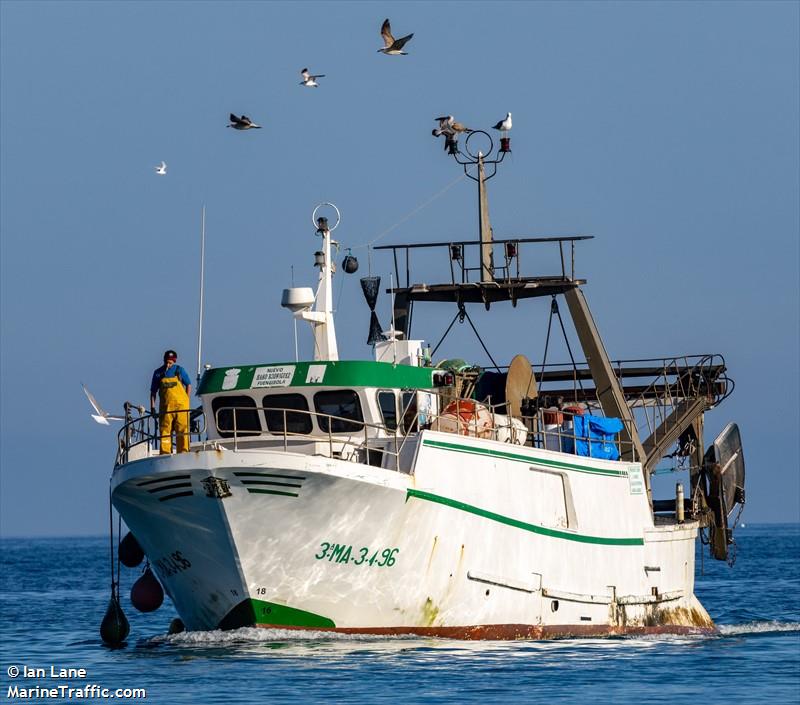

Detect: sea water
[1,524,798,704]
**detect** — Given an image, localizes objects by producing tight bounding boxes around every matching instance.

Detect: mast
[196,205,206,385]
[478,154,494,282]
[296,208,339,361]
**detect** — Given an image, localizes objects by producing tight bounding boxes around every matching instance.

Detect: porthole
[551,599,559,612]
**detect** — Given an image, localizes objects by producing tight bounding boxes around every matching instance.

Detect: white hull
[112,431,714,638]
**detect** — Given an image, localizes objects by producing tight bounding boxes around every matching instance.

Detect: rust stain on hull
[254,622,718,640]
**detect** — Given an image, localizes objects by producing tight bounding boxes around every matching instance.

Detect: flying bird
[378,19,413,55]
[492,112,512,132]
[154,161,167,175]
[82,383,125,425]
[228,113,262,130]
[300,68,326,87]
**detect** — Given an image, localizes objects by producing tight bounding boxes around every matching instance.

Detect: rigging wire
[538,299,556,385]
[538,296,587,403]
[430,305,500,371]
[350,173,467,251]
[552,298,587,403]
[461,308,500,372]
[431,310,463,358]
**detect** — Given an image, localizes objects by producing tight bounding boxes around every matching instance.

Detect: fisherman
[150,350,192,454]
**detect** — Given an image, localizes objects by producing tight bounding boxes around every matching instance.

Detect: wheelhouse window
[212,395,261,437]
[314,390,364,433]
[377,391,398,431]
[401,391,418,434]
[262,393,312,435]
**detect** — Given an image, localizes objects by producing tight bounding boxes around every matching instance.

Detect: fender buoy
[100,595,130,645]
[130,567,164,613]
[118,532,144,568]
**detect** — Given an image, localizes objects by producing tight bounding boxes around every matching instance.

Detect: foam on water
[151,627,423,646]
[718,620,800,636]
[146,620,800,651]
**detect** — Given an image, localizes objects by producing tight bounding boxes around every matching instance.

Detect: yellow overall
[159,374,190,454]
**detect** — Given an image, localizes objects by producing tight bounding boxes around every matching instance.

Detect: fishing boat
[107,135,745,639]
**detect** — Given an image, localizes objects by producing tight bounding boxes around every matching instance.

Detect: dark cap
[163,350,178,362]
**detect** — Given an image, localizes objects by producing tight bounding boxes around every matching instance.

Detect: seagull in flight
[378,19,413,55]
[300,68,326,87]
[154,161,167,175]
[492,112,512,132]
[82,384,125,425]
[228,113,262,130]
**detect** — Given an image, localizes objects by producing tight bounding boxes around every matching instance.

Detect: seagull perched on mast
[432,115,454,136]
[492,112,512,132]
[378,19,413,55]
[227,113,262,130]
[432,115,472,137]
[154,161,167,175]
[300,68,325,87]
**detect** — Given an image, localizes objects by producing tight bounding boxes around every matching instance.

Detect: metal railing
[215,406,410,470]
[116,392,640,470]
[115,407,206,466]
[374,236,593,289]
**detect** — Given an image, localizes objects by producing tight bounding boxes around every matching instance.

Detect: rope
[116,514,122,598]
[108,489,115,596]
[351,173,467,250]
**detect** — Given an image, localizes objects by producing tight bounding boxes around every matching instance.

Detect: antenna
[291,265,299,362]
[196,205,206,385]
[390,272,396,364]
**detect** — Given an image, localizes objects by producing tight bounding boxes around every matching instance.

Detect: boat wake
[718,621,800,636]
[146,621,800,650]
[150,627,422,646]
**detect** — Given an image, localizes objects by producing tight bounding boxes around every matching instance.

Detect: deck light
[505,242,517,258]
[450,244,463,261]
[316,216,329,235]
[314,251,325,267]
[433,371,455,387]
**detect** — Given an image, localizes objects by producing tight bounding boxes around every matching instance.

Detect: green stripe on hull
[406,489,644,546]
[422,438,629,477]
[219,599,335,630]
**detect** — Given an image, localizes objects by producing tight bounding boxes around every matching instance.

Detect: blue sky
[1,1,798,535]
